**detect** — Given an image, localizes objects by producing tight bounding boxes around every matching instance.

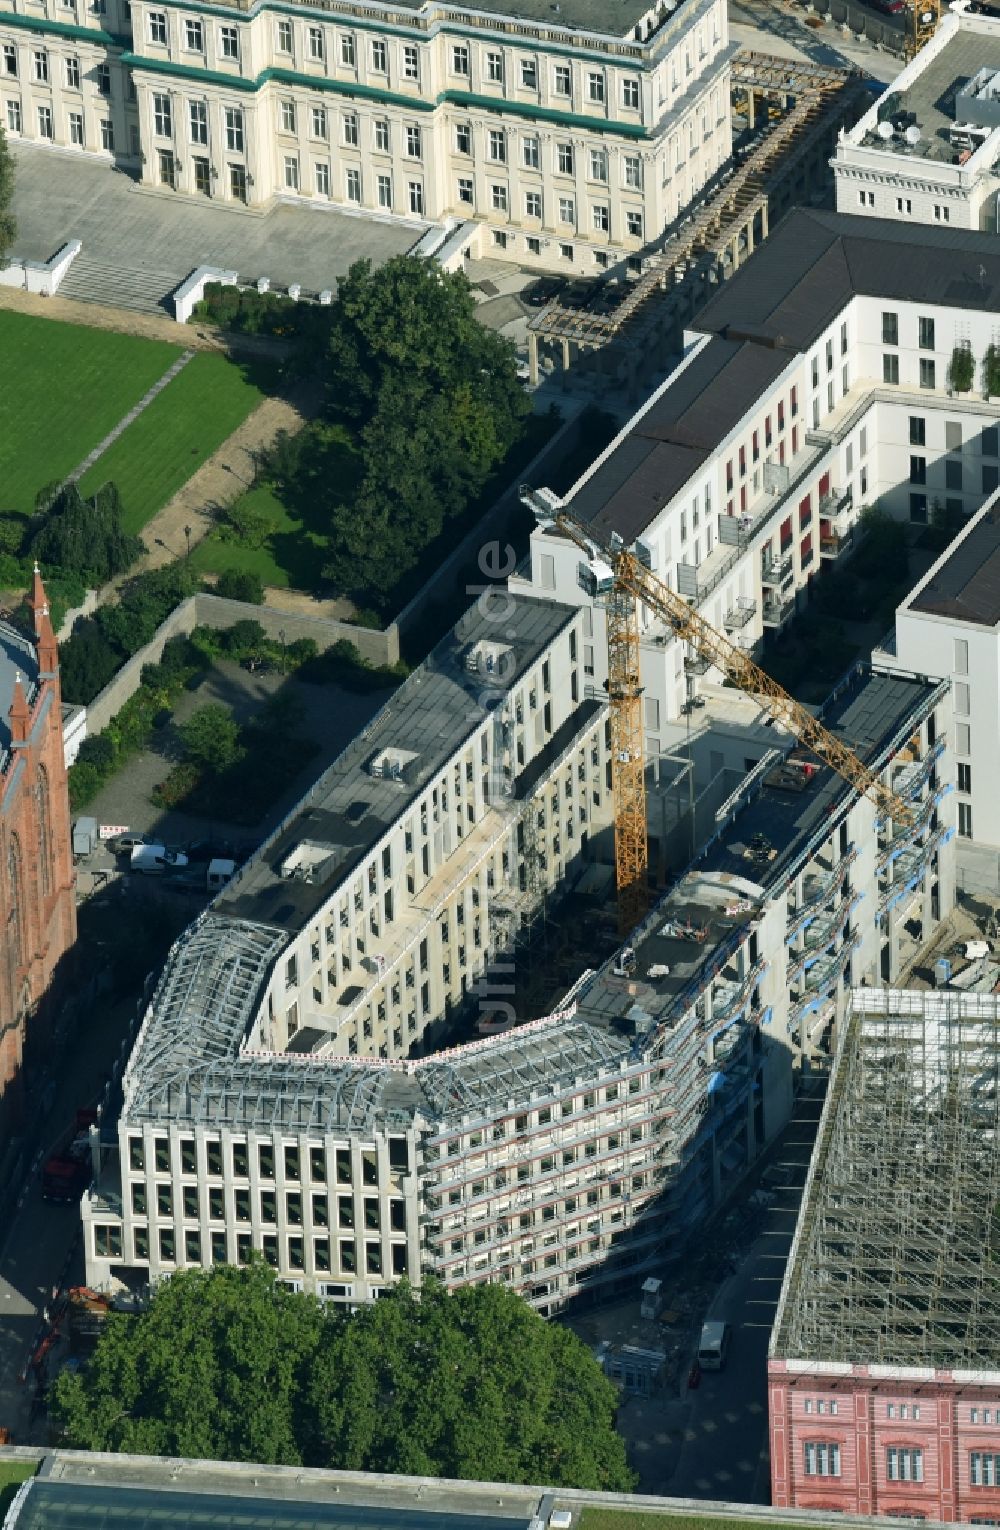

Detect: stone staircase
[57,253,183,316]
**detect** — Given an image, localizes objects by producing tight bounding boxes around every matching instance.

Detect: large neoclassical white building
[0,0,733,267]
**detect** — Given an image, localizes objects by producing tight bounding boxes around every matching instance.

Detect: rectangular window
[626,210,643,238]
[909,416,925,446]
[452,43,469,75]
[910,456,926,485]
[315,161,330,196]
[97,62,110,96]
[588,70,604,102]
[884,353,900,385]
[342,166,360,202]
[920,358,936,390]
[65,55,80,88]
[886,1448,923,1483]
[148,10,167,42]
[377,173,392,208]
[954,637,969,675]
[36,103,54,136]
[909,493,928,524]
[946,459,963,492]
[955,680,971,716]
[34,49,49,83]
[589,149,608,181]
[521,57,537,88]
[958,761,972,794]
[558,196,574,225]
[525,190,541,218]
[402,45,418,79]
[68,111,84,145]
[406,124,421,158]
[491,183,508,212]
[455,122,471,155]
[3,44,17,77]
[371,117,389,152]
[804,1442,841,1477]
[276,19,292,52]
[184,18,203,50]
[310,105,327,138]
[341,111,358,146]
[306,27,323,60]
[592,203,609,233]
[557,142,573,174]
[959,801,974,839]
[370,38,386,71]
[622,77,639,108]
[225,106,243,151]
[100,118,114,151]
[918,316,935,350]
[280,100,296,134]
[340,33,355,65]
[487,51,503,83]
[488,128,505,162]
[554,64,571,95]
[522,135,540,169]
[189,100,208,145]
[220,25,238,58]
[623,153,641,188]
[971,1453,1000,1487]
[159,1228,176,1263]
[882,311,898,345]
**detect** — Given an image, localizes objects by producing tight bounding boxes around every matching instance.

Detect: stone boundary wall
[82,593,398,737]
[0,239,82,296]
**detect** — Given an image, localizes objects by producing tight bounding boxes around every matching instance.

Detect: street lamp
[278,629,287,674]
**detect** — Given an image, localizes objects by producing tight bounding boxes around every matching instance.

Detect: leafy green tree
[0,517,23,556]
[307,1280,634,1489]
[179,703,244,773]
[59,621,122,704]
[75,734,115,773]
[215,569,265,604]
[0,124,14,267]
[31,482,142,583]
[51,1262,323,1463]
[51,1269,633,1490]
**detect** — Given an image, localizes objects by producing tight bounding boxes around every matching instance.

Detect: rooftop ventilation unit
[279,840,340,882]
[368,746,419,781]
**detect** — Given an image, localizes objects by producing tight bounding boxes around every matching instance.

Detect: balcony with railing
[762,592,795,628]
[724,595,757,631]
[761,552,794,589]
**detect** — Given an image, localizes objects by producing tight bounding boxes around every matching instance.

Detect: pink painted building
[769,988,1000,1524]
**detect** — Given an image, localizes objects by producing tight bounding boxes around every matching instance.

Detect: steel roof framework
[774,988,1000,1370]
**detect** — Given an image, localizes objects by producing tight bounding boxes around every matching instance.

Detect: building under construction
[769,985,1000,1524]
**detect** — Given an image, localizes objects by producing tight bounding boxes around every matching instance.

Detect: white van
[698,1321,732,1371]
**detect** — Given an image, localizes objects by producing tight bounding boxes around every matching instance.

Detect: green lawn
[0,1458,39,1513]
[580,1513,787,1530]
[78,353,267,536]
[0,311,180,516]
[189,426,360,592]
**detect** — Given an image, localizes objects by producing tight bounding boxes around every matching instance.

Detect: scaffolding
[773,987,1000,1370]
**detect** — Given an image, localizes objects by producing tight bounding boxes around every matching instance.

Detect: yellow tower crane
[533,505,915,933]
[906,0,941,61]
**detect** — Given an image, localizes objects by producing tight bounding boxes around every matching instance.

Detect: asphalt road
[0,990,140,1442]
[666,1084,826,1504]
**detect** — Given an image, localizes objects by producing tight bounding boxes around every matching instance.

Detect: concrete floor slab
[10,141,428,309]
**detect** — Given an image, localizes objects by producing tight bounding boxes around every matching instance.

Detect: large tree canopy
[309,255,531,602]
[52,1268,634,1491]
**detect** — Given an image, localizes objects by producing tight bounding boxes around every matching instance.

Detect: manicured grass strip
[0,311,180,516]
[579,1515,788,1530]
[78,353,266,536]
[0,1458,40,1514]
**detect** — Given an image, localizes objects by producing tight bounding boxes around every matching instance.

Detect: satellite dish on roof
[905,124,922,145]
[877,121,894,140]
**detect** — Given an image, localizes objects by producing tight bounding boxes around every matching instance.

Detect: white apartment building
[833,8,1000,234]
[875,493,1000,892]
[0,0,733,268]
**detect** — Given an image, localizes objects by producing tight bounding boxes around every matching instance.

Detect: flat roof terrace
[867,28,1000,162]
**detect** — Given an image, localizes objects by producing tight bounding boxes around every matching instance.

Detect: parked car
[110,832,155,857]
[185,839,235,864]
[522,276,565,307]
[867,0,906,15]
[130,845,190,875]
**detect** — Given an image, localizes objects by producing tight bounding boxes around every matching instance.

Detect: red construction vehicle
[41,1108,96,1204]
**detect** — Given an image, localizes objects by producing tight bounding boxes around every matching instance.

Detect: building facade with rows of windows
[770,987,1000,1524]
[0,0,732,267]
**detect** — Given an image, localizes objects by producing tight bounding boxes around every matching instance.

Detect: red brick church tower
[0,566,76,1142]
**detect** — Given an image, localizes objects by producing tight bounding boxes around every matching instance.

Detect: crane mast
[539,507,914,933]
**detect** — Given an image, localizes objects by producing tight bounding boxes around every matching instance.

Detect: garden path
[65,349,196,484]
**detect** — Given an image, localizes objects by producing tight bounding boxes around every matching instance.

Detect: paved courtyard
[10,141,428,313]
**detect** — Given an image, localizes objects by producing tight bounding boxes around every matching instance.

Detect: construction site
[769,985,1000,1522]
